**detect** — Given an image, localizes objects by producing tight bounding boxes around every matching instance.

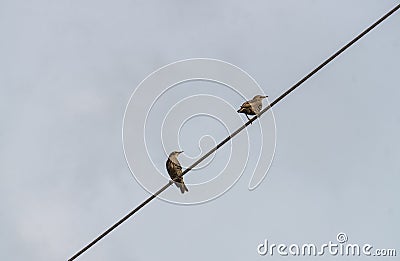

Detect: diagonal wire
[68,4,400,260]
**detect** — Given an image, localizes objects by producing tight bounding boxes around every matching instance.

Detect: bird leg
[246,114,252,124]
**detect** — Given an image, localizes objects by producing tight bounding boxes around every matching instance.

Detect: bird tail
[179,182,189,194]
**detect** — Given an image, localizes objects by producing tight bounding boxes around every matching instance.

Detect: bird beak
[262,95,268,99]
[178,151,184,154]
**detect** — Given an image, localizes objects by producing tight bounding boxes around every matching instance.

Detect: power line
[68,4,400,260]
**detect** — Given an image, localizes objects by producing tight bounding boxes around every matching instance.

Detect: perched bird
[166,151,188,194]
[237,95,268,121]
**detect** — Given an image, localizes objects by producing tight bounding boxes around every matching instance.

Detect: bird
[237,95,268,121]
[166,151,188,194]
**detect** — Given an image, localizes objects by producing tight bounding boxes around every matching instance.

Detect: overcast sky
[0,1,399,260]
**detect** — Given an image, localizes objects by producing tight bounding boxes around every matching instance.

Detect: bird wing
[240,101,252,109]
[166,159,176,178]
[166,159,182,177]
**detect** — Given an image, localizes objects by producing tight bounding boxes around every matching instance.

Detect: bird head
[253,95,268,100]
[169,151,184,158]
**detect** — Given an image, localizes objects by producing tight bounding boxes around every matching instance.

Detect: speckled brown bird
[237,95,268,121]
[166,151,188,194]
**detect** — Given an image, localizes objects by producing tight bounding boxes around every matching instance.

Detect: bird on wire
[237,95,268,122]
[166,151,188,194]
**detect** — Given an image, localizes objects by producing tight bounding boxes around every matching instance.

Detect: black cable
[68,4,400,260]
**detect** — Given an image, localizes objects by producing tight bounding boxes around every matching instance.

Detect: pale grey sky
[0,1,399,260]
